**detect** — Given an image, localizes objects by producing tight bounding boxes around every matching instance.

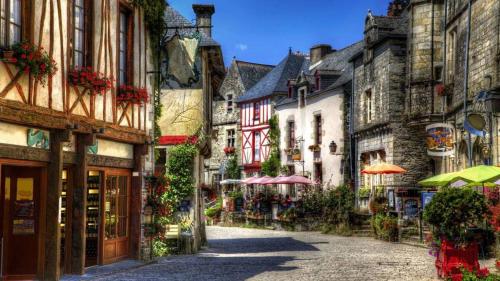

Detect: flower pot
[3,50,14,59]
[435,240,480,279]
[292,154,301,161]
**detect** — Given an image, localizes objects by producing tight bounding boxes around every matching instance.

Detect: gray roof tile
[237,53,309,103]
[235,61,275,91]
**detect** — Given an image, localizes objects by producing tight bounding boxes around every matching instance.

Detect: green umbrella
[419,165,500,187]
[418,171,460,187]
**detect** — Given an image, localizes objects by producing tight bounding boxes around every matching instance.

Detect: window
[315,76,320,91]
[447,29,457,83]
[227,94,233,113]
[105,175,128,239]
[315,114,322,145]
[119,8,132,85]
[314,163,323,184]
[227,129,235,148]
[73,0,92,67]
[365,90,373,123]
[254,131,261,162]
[0,0,23,47]
[253,102,260,120]
[288,121,295,148]
[299,89,306,107]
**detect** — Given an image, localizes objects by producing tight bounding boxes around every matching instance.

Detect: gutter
[464,0,473,167]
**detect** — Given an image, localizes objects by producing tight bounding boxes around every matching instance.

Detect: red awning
[158,135,198,146]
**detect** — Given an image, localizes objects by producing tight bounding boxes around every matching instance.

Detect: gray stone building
[406,0,500,174]
[351,2,430,211]
[207,60,274,188]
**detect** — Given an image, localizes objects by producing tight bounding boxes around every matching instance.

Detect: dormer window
[315,76,320,91]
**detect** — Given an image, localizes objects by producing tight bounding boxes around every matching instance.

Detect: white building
[276,42,363,189]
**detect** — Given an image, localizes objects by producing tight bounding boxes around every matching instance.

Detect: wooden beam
[70,133,94,274]
[129,144,146,259]
[44,129,71,280]
[0,99,150,144]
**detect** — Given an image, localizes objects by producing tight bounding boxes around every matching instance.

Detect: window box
[69,67,114,94]
[223,146,235,155]
[2,50,14,59]
[308,144,321,152]
[117,85,149,105]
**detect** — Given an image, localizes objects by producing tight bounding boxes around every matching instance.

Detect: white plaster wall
[276,89,346,189]
[0,122,30,147]
[97,139,134,159]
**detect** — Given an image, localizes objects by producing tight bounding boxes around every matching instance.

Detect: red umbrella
[253,176,274,185]
[242,176,259,184]
[273,175,314,185]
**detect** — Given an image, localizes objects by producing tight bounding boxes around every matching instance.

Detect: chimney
[387,0,409,17]
[193,4,215,38]
[310,44,333,65]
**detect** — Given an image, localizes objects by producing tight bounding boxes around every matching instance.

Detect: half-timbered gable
[237,52,308,174]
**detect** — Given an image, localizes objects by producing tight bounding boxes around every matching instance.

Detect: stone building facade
[207,60,273,187]
[406,0,500,173]
[351,3,431,210]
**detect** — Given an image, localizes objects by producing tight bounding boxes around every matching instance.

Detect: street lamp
[329,141,337,154]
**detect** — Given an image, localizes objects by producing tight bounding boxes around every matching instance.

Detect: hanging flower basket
[292,148,301,161]
[117,85,149,105]
[308,144,321,152]
[224,146,235,155]
[4,41,57,86]
[68,67,114,94]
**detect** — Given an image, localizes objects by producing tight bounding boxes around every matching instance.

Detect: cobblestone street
[90,226,439,281]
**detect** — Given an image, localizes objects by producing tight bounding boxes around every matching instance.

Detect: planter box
[435,240,480,279]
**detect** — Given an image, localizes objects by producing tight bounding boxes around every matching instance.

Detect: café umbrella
[361,163,406,198]
[419,165,500,188]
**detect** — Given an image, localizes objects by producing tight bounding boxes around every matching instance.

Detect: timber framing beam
[0,99,150,144]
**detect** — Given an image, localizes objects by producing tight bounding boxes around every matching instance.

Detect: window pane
[105,176,117,239]
[9,24,19,44]
[0,0,5,47]
[10,0,20,24]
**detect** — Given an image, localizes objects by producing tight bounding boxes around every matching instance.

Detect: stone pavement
[74,226,464,281]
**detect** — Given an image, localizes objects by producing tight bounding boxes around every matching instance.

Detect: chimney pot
[310,44,333,65]
[193,4,215,38]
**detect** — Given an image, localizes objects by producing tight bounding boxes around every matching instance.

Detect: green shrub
[228,191,243,199]
[152,238,169,257]
[358,187,371,198]
[372,213,398,242]
[205,199,222,218]
[323,185,355,226]
[302,190,324,214]
[423,188,490,245]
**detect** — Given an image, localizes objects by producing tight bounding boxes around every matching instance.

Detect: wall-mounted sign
[425,123,454,157]
[13,219,34,235]
[88,141,98,154]
[27,128,49,150]
[421,192,436,210]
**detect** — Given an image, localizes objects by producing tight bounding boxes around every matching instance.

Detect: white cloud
[235,43,248,51]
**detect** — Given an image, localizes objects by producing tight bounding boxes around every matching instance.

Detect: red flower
[20,54,27,59]
[24,67,30,74]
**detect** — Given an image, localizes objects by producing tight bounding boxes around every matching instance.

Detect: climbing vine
[226,154,241,179]
[261,115,281,176]
[163,143,198,206]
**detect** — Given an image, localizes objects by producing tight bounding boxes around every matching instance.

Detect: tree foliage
[423,188,491,245]
[261,115,281,176]
[226,154,241,179]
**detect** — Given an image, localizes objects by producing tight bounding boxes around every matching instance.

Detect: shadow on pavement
[207,237,320,254]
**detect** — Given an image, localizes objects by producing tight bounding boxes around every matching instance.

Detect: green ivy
[162,144,197,207]
[261,115,281,176]
[226,154,241,179]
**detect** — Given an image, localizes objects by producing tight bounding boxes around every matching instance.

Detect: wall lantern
[329,141,337,154]
[144,205,153,224]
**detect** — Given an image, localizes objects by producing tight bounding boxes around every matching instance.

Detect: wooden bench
[165,224,180,249]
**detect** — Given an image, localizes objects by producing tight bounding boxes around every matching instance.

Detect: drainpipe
[443,0,448,172]
[350,62,357,203]
[431,0,435,114]
[464,0,473,167]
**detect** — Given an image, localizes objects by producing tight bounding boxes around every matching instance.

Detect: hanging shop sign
[425,123,454,157]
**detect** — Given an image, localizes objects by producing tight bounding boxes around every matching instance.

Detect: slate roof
[372,15,408,35]
[234,61,275,91]
[313,41,364,73]
[237,53,309,103]
[164,4,220,47]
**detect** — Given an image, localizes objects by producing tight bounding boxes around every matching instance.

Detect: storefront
[0,123,147,280]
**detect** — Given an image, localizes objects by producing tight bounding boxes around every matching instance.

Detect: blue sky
[169,0,392,66]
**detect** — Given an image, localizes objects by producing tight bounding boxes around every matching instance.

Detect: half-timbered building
[0,1,154,280]
[237,52,308,176]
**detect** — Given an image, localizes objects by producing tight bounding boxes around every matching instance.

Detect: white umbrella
[220,179,242,185]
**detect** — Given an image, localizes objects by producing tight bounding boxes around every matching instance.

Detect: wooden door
[102,172,130,264]
[1,166,41,279]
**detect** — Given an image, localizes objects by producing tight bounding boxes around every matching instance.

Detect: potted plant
[423,188,491,280]
[223,146,235,155]
[292,148,301,161]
